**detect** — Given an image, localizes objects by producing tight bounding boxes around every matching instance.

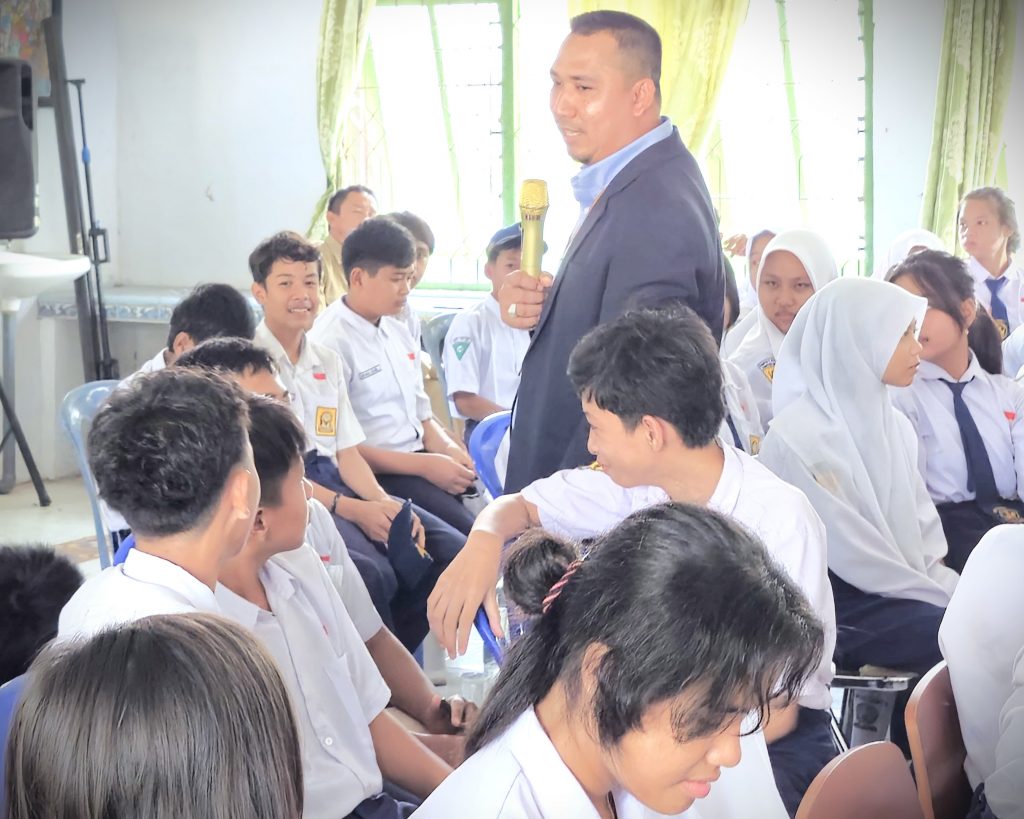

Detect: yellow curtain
[921,0,1017,250]
[566,0,749,155]
[308,0,377,238]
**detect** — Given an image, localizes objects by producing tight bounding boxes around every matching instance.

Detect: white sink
[0,249,91,310]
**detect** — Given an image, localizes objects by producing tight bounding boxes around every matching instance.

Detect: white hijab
[728,230,838,423]
[872,228,945,279]
[761,277,958,605]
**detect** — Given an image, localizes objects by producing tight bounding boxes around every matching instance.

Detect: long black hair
[887,249,1003,374]
[466,502,824,755]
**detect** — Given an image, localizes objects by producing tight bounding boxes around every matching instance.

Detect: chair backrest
[113,533,136,566]
[0,673,28,804]
[906,661,972,819]
[59,380,119,568]
[796,741,924,819]
[468,410,512,498]
[421,311,457,401]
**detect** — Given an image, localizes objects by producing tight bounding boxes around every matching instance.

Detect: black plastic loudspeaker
[0,58,37,239]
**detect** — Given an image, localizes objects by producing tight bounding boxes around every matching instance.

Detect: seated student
[59,368,259,638]
[888,250,1023,573]
[728,230,838,427]
[758,277,959,748]
[128,282,254,376]
[246,232,466,651]
[6,613,304,819]
[318,184,378,311]
[940,526,1024,819]
[387,211,435,347]
[0,545,82,684]
[442,224,531,445]
[310,217,478,535]
[418,504,824,819]
[429,307,836,815]
[958,186,1021,341]
[720,259,764,455]
[871,227,944,279]
[722,228,777,357]
[216,396,451,817]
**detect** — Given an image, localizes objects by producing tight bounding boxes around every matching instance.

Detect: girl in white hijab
[759,278,958,749]
[722,229,778,357]
[727,230,838,426]
[871,228,945,280]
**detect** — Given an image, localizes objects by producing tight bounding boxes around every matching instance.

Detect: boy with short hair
[442,224,531,443]
[387,211,435,347]
[59,368,260,637]
[319,184,378,310]
[216,396,451,817]
[248,232,465,651]
[428,307,838,816]
[309,217,478,535]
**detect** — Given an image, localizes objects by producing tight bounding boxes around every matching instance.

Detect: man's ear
[171,331,195,356]
[251,281,268,305]
[251,507,267,533]
[226,465,258,524]
[631,77,657,117]
[640,414,669,451]
[961,298,978,329]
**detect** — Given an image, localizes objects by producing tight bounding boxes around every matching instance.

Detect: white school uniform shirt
[416,707,707,819]
[310,299,432,452]
[442,295,530,419]
[939,526,1024,816]
[58,549,219,638]
[1002,324,1024,378]
[216,544,391,819]
[759,278,958,607]
[728,230,838,427]
[253,320,365,465]
[396,301,422,349]
[720,359,764,454]
[892,355,1024,504]
[521,444,835,711]
[969,255,1024,338]
[305,497,384,642]
[720,308,757,358]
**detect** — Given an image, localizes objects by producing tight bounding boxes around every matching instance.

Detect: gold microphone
[519,179,549,278]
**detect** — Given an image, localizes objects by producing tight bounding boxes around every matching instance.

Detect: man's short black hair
[166,284,254,350]
[175,337,277,377]
[0,545,83,684]
[327,185,376,214]
[248,231,322,286]
[386,211,435,255]
[88,369,251,538]
[341,216,417,284]
[568,307,724,447]
[570,11,662,99]
[247,395,307,507]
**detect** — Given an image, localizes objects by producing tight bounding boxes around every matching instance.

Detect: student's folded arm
[336,446,390,501]
[368,710,452,798]
[420,417,464,455]
[357,444,425,476]
[428,493,541,657]
[452,392,506,423]
[365,627,438,727]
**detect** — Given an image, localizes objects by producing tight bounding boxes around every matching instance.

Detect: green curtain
[308,0,377,238]
[921,0,1017,250]
[565,0,749,155]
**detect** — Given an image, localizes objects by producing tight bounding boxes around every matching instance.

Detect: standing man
[500,11,725,492]
[318,184,378,311]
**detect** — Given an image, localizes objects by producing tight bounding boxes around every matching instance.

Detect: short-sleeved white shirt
[58,549,219,638]
[215,544,391,819]
[309,299,432,452]
[253,320,365,464]
[441,295,530,419]
[520,444,836,710]
[305,498,384,642]
[721,358,764,455]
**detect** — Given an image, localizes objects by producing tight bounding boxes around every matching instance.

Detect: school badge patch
[452,338,471,361]
[993,505,1024,524]
[758,357,776,383]
[995,319,1009,341]
[749,435,761,455]
[315,406,338,436]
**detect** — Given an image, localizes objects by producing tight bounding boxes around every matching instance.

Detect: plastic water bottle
[444,582,510,701]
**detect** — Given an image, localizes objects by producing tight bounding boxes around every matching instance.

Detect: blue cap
[486,223,523,260]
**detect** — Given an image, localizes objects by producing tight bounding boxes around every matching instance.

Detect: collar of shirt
[706,441,743,518]
[968,255,1022,284]
[254,319,317,373]
[917,354,984,384]
[215,560,297,628]
[140,348,169,373]
[334,297,395,342]
[570,117,673,214]
[122,549,219,612]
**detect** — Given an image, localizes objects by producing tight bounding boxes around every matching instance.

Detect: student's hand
[351,499,402,544]
[445,442,476,473]
[410,509,426,554]
[498,269,553,330]
[723,233,748,257]
[428,532,504,657]
[421,453,476,495]
[420,694,479,735]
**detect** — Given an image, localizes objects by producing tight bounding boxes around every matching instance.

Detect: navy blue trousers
[304,453,466,652]
[767,707,840,817]
[936,500,1022,574]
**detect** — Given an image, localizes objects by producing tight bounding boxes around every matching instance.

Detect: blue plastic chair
[59,381,120,568]
[113,533,136,565]
[421,311,457,407]
[468,410,512,498]
[0,673,27,803]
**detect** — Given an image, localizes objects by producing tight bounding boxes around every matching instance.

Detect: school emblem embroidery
[759,358,776,383]
[992,505,1024,524]
[585,461,604,471]
[452,338,471,361]
[315,406,338,436]
[748,435,761,455]
[995,319,1009,341]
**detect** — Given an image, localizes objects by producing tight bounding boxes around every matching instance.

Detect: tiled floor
[0,476,103,576]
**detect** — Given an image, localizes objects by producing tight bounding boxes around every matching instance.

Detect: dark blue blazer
[504,128,725,492]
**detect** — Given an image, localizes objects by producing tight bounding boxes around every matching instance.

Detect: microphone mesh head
[520,179,549,216]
